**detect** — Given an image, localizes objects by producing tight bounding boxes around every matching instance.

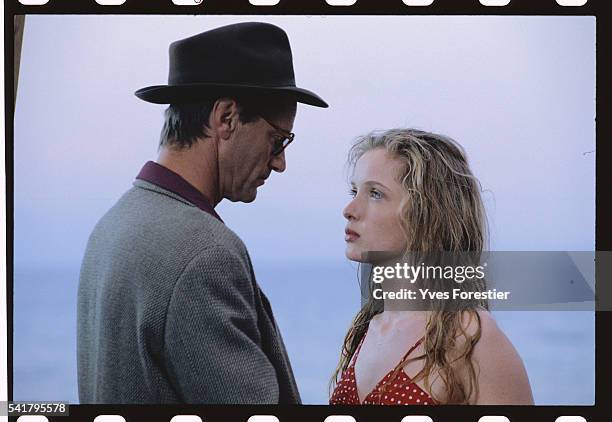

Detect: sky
[13,15,595,270]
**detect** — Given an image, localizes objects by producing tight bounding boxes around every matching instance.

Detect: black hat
[135,22,328,108]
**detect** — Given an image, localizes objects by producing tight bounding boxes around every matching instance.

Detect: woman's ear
[210,97,239,140]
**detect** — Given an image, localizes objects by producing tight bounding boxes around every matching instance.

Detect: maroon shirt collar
[136,161,223,223]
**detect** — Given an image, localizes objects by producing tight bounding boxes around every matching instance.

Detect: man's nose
[270,151,286,173]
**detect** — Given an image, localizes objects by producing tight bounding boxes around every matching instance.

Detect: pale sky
[14,15,595,268]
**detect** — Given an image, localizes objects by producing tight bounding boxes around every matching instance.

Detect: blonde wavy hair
[331,128,489,404]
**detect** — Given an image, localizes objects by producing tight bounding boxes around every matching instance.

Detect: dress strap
[351,334,424,368]
[349,333,367,367]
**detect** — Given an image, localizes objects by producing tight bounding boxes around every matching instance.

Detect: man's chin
[242,194,257,203]
[229,188,257,203]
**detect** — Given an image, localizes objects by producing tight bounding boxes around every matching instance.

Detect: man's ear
[209,97,239,140]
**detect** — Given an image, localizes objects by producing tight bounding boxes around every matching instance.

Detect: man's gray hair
[159,94,297,149]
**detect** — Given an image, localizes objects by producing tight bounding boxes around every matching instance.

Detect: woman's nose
[343,198,359,221]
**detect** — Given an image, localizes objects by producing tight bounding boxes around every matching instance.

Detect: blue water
[13,264,594,405]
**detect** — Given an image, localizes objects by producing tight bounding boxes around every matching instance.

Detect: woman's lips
[345,229,360,242]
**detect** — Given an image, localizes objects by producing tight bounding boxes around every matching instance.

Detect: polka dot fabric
[330,336,437,405]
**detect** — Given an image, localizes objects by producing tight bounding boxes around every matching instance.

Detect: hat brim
[134,83,328,108]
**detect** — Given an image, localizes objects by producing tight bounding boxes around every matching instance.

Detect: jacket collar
[135,161,223,223]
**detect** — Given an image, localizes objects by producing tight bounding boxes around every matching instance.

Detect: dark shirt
[136,161,223,222]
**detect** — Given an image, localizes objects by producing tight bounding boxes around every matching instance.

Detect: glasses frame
[260,116,295,156]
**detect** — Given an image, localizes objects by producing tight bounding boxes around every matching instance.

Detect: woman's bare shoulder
[462,309,534,404]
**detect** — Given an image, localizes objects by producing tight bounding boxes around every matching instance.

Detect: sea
[12,263,594,405]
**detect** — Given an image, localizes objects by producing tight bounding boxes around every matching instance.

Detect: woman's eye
[349,188,357,197]
[370,189,382,199]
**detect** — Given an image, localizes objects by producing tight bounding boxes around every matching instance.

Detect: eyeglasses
[261,116,295,156]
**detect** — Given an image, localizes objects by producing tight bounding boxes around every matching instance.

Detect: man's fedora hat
[135,22,328,108]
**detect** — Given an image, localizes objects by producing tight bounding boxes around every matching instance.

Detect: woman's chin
[345,246,366,262]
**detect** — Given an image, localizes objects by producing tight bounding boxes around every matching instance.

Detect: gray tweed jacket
[77,180,300,404]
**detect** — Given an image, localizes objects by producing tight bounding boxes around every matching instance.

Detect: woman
[330,129,533,405]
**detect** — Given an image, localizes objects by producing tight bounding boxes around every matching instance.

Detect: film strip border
[2,0,604,14]
[4,405,606,422]
[4,2,611,422]
[6,0,600,7]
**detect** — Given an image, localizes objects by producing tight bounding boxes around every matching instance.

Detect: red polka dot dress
[330,335,437,405]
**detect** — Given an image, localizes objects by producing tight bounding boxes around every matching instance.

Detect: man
[77,22,327,404]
